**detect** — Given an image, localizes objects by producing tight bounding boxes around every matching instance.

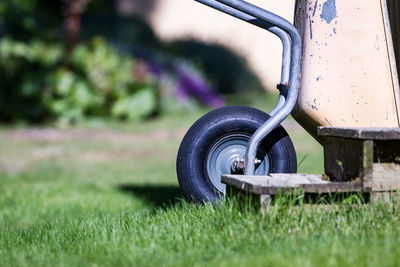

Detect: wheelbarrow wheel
[176,106,297,204]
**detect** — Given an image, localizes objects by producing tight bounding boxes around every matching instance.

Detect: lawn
[1,94,399,266]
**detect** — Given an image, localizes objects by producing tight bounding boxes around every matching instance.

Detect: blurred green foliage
[0,0,265,123]
[0,0,160,123]
[0,0,62,41]
[0,37,158,123]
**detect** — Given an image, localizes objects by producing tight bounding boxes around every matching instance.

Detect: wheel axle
[230,158,263,174]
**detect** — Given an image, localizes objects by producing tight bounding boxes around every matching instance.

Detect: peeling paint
[320,0,338,24]
[374,35,380,50]
[312,0,318,17]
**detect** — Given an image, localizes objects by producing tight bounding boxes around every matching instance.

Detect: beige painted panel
[293,0,400,138]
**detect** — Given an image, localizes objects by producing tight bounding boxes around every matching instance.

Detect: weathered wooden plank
[265,173,331,183]
[223,127,400,202]
[318,127,400,140]
[370,192,398,203]
[222,174,328,194]
[302,181,366,193]
[259,194,271,216]
[222,174,364,195]
[323,137,373,182]
[366,163,400,191]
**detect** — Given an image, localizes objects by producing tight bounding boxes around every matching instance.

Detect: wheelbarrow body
[293,0,400,143]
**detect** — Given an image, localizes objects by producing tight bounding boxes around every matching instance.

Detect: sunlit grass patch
[2,97,398,266]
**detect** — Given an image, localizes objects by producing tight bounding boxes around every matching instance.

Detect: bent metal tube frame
[195,0,302,175]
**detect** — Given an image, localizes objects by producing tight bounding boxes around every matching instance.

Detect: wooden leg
[371,192,391,204]
[260,194,272,216]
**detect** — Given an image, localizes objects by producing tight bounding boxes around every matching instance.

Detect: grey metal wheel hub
[206,134,269,194]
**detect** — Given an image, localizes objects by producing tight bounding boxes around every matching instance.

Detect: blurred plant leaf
[112,88,156,120]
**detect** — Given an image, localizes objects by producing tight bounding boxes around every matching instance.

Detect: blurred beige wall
[119,0,295,91]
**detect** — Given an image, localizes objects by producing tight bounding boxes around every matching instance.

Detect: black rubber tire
[176,106,297,203]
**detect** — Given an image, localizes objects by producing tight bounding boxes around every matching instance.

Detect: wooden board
[318,127,400,140]
[222,174,364,195]
[322,137,373,182]
[319,127,400,190]
[370,163,400,191]
[223,127,400,202]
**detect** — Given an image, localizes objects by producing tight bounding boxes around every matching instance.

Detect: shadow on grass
[118,184,183,208]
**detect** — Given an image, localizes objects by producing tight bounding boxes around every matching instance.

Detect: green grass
[1,94,399,266]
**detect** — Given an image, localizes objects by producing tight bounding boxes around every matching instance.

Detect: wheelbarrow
[176,0,400,204]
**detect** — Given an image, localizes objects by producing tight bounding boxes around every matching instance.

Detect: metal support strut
[195,0,302,175]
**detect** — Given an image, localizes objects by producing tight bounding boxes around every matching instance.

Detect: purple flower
[175,62,224,107]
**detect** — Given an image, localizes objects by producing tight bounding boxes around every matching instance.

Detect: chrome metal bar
[195,0,291,85]
[195,0,291,118]
[212,0,302,175]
